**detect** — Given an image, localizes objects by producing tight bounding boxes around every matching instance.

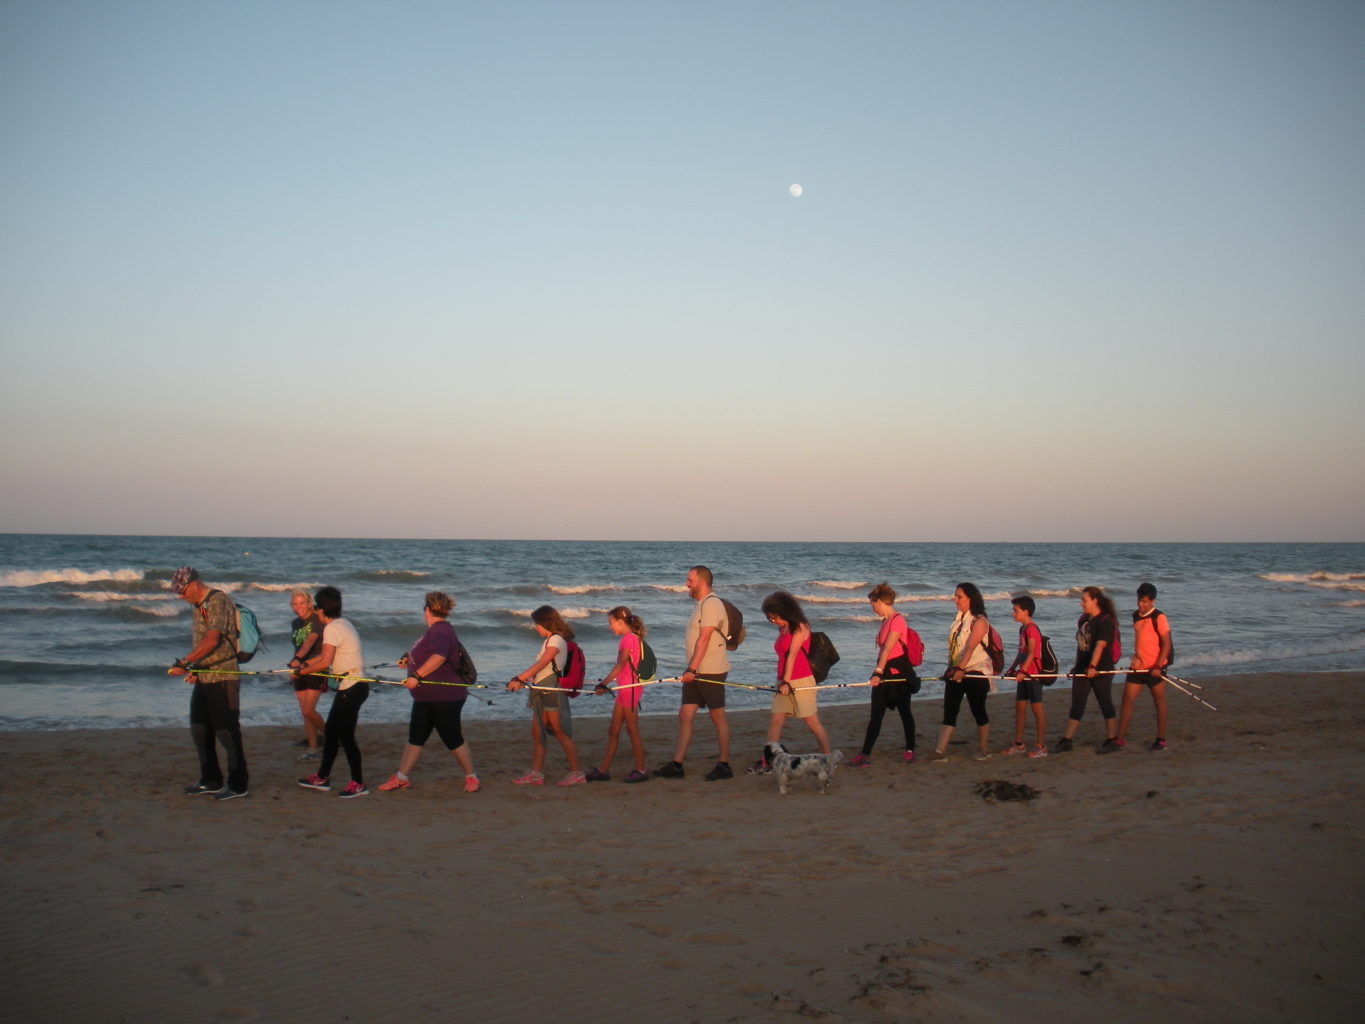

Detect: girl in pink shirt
[749,591,831,772]
[588,606,650,783]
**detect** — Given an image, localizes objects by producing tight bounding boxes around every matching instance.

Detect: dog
[766,743,844,795]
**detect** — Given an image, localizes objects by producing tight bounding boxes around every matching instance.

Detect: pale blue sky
[2,0,1362,541]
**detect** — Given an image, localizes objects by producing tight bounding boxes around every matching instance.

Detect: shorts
[1014,677,1044,704]
[771,675,818,718]
[528,682,568,713]
[407,700,467,750]
[681,672,727,709]
[1126,671,1165,687]
[292,674,327,693]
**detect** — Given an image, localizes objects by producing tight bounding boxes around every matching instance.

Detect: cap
[170,566,201,593]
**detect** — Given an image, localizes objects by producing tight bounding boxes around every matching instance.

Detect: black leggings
[861,680,916,754]
[190,681,248,792]
[319,683,369,783]
[1068,674,1116,721]
[942,672,990,727]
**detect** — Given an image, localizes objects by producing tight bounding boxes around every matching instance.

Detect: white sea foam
[1259,571,1365,584]
[648,584,689,594]
[795,594,866,605]
[245,581,323,593]
[548,584,618,595]
[810,580,868,590]
[0,568,144,587]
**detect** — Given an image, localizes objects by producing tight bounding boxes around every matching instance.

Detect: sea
[1,534,1362,731]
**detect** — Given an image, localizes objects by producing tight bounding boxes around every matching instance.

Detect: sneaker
[296,749,321,762]
[1098,737,1120,754]
[746,759,771,775]
[901,750,917,764]
[1053,737,1073,754]
[705,761,734,781]
[652,761,685,779]
[514,770,545,785]
[624,769,649,784]
[338,781,368,799]
[184,782,224,796]
[1027,744,1049,759]
[377,774,410,792]
[972,750,993,762]
[463,776,481,793]
[297,774,331,791]
[848,753,872,767]
[213,788,249,801]
[928,749,949,763]
[558,770,587,786]
[1002,743,1027,757]
[585,767,610,782]
[1150,738,1167,751]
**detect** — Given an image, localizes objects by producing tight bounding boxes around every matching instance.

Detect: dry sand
[3,672,1362,1023]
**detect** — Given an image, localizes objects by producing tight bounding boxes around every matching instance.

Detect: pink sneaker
[338,781,368,799]
[1002,743,1027,757]
[463,776,481,793]
[513,771,544,786]
[901,750,916,764]
[1027,744,1049,759]
[558,770,587,787]
[377,774,410,792]
[848,753,871,767]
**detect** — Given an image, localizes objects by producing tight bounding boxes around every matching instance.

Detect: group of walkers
[167,563,1174,801]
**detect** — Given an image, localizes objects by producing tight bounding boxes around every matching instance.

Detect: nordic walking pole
[1162,674,1217,711]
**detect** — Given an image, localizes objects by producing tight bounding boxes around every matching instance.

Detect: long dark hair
[1082,586,1116,620]
[608,605,646,637]
[955,582,986,618]
[531,605,575,639]
[760,591,808,631]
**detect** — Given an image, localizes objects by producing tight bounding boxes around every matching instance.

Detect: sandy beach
[3,671,1362,1023]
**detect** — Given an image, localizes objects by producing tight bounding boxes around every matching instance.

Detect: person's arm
[403,652,448,690]
[299,643,337,677]
[509,640,557,690]
[1153,615,1172,675]
[596,643,631,693]
[292,627,322,666]
[169,629,224,680]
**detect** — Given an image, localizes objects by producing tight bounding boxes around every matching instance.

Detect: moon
[789,183,803,197]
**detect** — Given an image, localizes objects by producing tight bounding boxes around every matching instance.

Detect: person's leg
[542,709,580,772]
[336,686,367,784]
[599,704,624,771]
[189,682,223,788]
[297,688,325,749]
[802,714,831,754]
[934,680,967,755]
[1094,678,1118,738]
[204,683,248,792]
[1063,678,1092,740]
[1116,679,1141,741]
[622,707,646,772]
[765,711,787,745]
[965,677,991,755]
[1031,697,1047,748]
[529,712,548,773]
[1012,699,1027,747]
[1151,680,1168,739]
[709,708,730,763]
[895,690,917,752]
[317,696,342,779]
[671,703,699,763]
[860,686,889,756]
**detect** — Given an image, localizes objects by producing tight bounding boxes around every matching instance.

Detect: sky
[1,0,1362,542]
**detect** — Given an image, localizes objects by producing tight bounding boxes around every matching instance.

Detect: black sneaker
[1098,738,1119,754]
[704,761,733,781]
[1053,737,1073,753]
[652,760,685,779]
[184,782,224,796]
[213,788,249,801]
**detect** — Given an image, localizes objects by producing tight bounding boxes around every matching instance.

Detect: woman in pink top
[748,591,831,772]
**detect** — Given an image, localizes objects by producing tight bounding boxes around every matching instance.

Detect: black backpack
[806,631,840,683]
[706,595,746,651]
[1038,633,1059,683]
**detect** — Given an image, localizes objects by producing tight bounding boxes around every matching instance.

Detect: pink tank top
[774,630,812,682]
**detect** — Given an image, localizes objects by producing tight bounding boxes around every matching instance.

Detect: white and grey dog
[766,743,844,795]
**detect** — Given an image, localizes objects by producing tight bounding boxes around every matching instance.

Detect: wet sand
[2,672,1362,1022]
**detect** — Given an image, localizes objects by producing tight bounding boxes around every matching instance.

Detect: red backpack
[557,639,586,697]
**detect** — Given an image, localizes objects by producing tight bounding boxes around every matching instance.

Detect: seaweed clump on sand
[975,779,1041,803]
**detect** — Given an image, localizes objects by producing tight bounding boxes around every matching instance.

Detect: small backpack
[1038,632,1059,682]
[979,620,1005,675]
[707,596,746,651]
[903,626,925,667]
[206,589,263,664]
[634,638,657,680]
[557,639,586,697]
[806,631,840,683]
[454,638,478,685]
